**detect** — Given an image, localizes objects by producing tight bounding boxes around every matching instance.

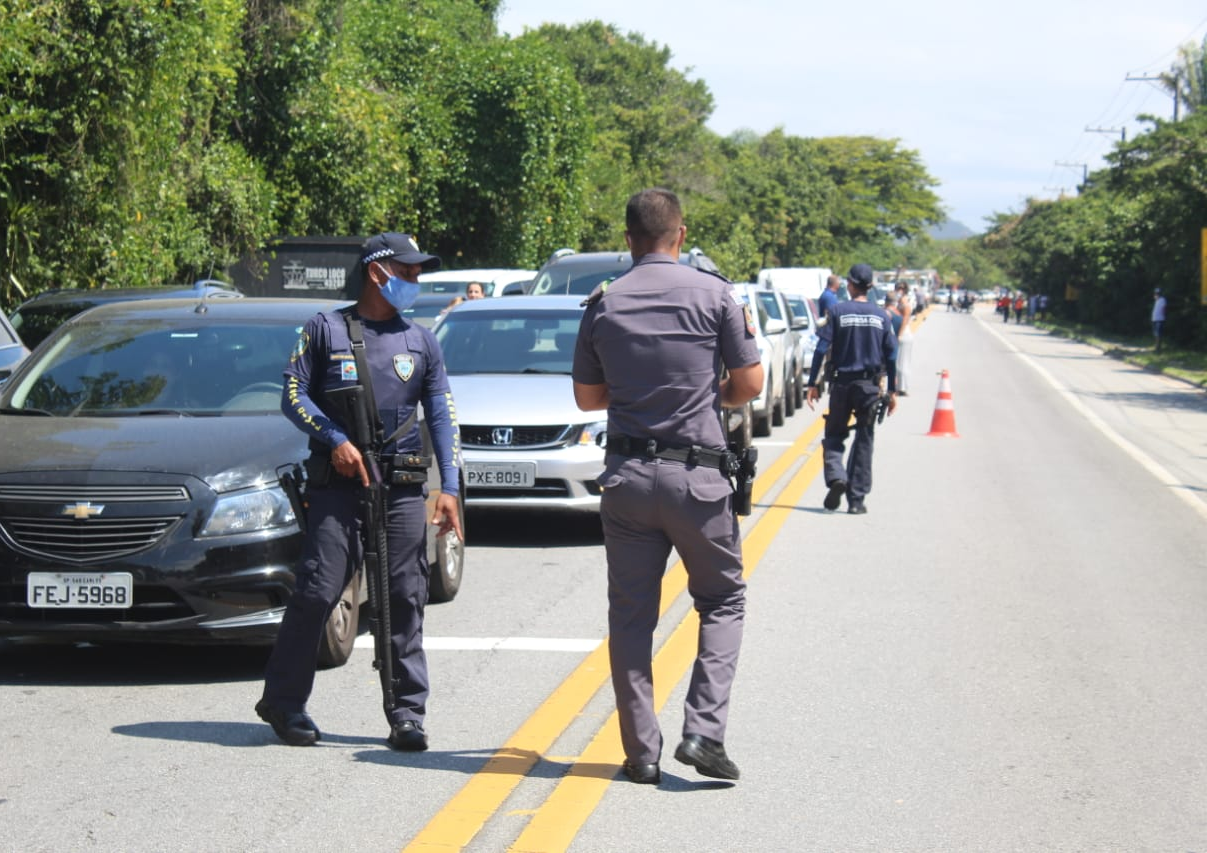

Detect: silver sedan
[434,296,606,512]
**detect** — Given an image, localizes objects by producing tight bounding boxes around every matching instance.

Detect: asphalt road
[2,305,1205,852]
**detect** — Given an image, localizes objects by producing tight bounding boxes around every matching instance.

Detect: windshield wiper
[0,406,53,416]
[519,368,570,374]
[85,408,196,417]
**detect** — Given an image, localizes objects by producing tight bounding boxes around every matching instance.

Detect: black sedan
[0,297,465,665]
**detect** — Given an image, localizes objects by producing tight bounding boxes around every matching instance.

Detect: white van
[756,267,833,300]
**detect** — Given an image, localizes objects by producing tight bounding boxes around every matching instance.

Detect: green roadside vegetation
[1034,321,1207,389]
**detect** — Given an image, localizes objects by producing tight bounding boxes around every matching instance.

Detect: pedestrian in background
[817,273,843,325]
[465,281,485,300]
[572,188,763,785]
[256,232,464,750]
[806,263,898,514]
[894,281,914,396]
[1152,288,1167,352]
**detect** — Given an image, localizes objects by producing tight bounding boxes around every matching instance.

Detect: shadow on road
[0,640,270,686]
[466,509,603,547]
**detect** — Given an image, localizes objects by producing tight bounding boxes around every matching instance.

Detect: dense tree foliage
[0,1,962,314]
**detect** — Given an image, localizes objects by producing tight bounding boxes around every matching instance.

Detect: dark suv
[0,297,464,665]
[528,248,752,449]
[528,247,720,296]
[9,280,243,351]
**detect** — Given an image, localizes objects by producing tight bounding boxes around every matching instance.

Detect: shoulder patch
[580,279,610,308]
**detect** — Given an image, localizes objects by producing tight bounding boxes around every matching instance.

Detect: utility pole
[1055,161,1088,189]
[1086,125,1126,143]
[1125,73,1180,120]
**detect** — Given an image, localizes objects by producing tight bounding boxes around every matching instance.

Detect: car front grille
[0,483,190,563]
[3,515,183,563]
[0,484,189,502]
[460,425,575,448]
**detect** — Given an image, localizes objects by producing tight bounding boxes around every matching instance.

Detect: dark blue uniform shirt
[808,300,898,392]
[282,308,460,493]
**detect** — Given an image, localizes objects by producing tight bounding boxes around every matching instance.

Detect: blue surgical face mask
[376,264,420,312]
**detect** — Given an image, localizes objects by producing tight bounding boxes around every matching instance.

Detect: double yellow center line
[405,418,825,852]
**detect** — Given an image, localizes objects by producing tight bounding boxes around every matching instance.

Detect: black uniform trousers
[262,480,431,725]
[822,378,882,502]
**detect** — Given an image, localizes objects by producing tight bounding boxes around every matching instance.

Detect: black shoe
[621,760,661,785]
[823,480,847,511]
[674,734,740,780]
[387,719,429,751]
[847,500,867,514]
[255,699,320,746]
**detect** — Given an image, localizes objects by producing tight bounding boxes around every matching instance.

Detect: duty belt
[833,369,880,382]
[606,434,736,473]
[383,452,430,486]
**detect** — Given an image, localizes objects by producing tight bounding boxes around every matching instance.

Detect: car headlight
[577,420,608,446]
[201,486,295,537]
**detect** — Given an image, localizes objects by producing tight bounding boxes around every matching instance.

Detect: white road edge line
[353,636,603,652]
[981,318,1207,522]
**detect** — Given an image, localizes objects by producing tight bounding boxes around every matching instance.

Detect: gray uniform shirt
[572,253,760,449]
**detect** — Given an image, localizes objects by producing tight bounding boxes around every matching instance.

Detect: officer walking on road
[572,188,764,785]
[806,263,898,514]
[256,232,464,750]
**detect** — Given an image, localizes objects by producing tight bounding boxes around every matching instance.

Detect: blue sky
[496,1,1207,233]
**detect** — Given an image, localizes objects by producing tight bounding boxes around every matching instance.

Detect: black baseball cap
[847,263,874,287]
[359,232,441,272]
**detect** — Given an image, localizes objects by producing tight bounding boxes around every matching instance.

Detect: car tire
[317,570,361,669]
[784,369,796,417]
[428,491,465,603]
[793,369,805,410]
[771,381,785,427]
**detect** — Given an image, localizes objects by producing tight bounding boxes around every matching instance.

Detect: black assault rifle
[326,384,412,714]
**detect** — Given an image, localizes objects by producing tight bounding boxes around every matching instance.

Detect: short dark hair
[626,188,683,244]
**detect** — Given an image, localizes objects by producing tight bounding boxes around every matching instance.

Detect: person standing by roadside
[894,281,914,396]
[817,274,843,325]
[806,263,898,514]
[572,188,763,785]
[256,232,464,750]
[1152,288,1167,352]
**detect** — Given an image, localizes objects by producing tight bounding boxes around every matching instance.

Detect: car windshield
[435,309,583,375]
[530,259,632,296]
[1,319,298,416]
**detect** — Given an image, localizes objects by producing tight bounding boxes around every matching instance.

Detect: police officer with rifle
[257,233,463,751]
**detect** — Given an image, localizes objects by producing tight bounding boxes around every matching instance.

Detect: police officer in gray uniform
[573,188,764,785]
[805,263,898,514]
[256,232,464,750]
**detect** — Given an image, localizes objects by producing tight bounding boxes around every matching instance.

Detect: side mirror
[764,318,787,335]
[790,316,808,331]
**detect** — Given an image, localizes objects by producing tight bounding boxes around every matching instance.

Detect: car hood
[0,414,305,492]
[447,374,600,425]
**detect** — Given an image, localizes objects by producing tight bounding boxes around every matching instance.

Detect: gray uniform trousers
[599,455,746,763]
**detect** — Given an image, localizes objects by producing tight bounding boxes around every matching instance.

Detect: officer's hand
[806,385,820,410]
[887,393,898,416]
[331,440,369,486]
[431,492,463,541]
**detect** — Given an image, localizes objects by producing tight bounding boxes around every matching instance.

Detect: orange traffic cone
[926,369,960,437]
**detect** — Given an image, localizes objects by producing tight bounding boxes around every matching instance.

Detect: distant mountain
[928,220,976,240]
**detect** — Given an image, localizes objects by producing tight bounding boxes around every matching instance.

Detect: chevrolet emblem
[62,502,105,520]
